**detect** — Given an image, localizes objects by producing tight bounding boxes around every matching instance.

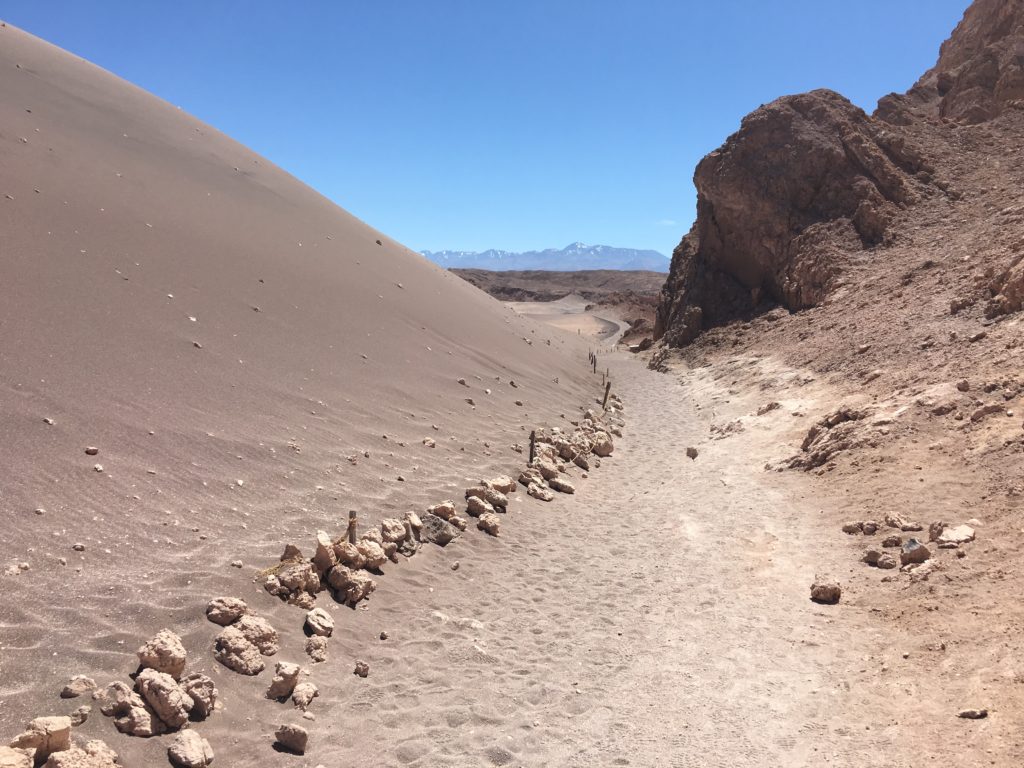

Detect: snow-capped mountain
[420,242,669,272]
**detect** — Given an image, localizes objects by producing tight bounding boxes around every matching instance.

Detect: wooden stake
[529,430,536,464]
[347,510,358,545]
[602,381,611,409]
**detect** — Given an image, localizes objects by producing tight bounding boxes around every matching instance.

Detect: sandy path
[505,295,627,343]
[280,353,990,768]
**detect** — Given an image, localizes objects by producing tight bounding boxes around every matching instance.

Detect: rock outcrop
[655,90,932,347]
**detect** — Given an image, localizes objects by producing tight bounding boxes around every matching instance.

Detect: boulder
[810,579,841,604]
[274,725,308,755]
[305,607,333,637]
[60,676,96,699]
[179,674,218,720]
[419,513,460,546]
[548,477,576,494]
[527,483,555,502]
[355,539,387,571]
[465,486,507,510]
[332,540,366,570]
[426,501,459,521]
[311,530,337,575]
[380,518,407,544]
[466,496,495,518]
[135,668,193,729]
[353,661,370,678]
[484,476,516,494]
[234,615,279,656]
[69,707,90,728]
[590,432,614,457]
[9,717,71,763]
[881,535,902,548]
[266,661,301,701]
[0,747,31,768]
[862,521,878,535]
[43,740,119,768]
[276,562,320,595]
[326,565,376,606]
[360,528,384,546]
[213,626,265,675]
[136,629,187,679]
[900,538,931,566]
[885,513,923,532]
[477,513,501,537]
[518,468,545,487]
[305,636,328,663]
[533,458,560,481]
[205,596,249,626]
[167,730,213,768]
[99,681,165,737]
[842,521,863,534]
[291,682,319,712]
[448,515,469,531]
[937,524,975,546]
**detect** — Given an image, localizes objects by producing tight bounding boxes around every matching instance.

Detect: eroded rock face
[0,746,31,768]
[233,615,279,656]
[883,0,1024,125]
[136,629,187,679]
[180,674,218,720]
[655,90,932,347]
[43,740,119,768]
[9,717,71,763]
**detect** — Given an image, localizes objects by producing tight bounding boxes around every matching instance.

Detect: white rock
[167,730,214,768]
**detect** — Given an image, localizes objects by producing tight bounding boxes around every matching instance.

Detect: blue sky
[3,1,970,256]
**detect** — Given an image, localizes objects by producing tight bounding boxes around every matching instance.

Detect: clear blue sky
[3,1,970,256]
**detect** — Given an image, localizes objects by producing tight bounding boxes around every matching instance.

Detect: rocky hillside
[654,0,1024,346]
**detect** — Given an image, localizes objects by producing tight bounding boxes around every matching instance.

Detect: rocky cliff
[655,0,1024,347]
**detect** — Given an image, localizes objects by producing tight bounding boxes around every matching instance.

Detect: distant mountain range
[421,242,670,272]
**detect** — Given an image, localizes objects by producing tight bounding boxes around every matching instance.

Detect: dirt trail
[290,352,1003,767]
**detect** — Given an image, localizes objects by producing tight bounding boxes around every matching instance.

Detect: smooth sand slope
[0,22,597,761]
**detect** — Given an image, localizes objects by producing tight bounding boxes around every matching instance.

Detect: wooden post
[592,357,597,374]
[602,381,611,409]
[347,510,358,545]
[529,430,536,464]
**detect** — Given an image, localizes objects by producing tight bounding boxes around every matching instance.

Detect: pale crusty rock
[311,531,337,575]
[274,724,308,755]
[937,524,975,546]
[419,513,460,546]
[534,458,560,481]
[287,591,316,610]
[69,707,90,727]
[277,562,320,594]
[548,476,576,494]
[426,501,459,521]
[205,596,249,626]
[291,682,319,712]
[305,636,328,664]
[44,740,119,768]
[590,431,614,457]
[477,513,501,537]
[404,511,423,535]
[465,495,495,518]
[360,528,384,546]
[167,730,213,768]
[326,565,376,606]
[234,615,279,656]
[484,475,516,494]
[518,467,545,487]
[380,518,406,544]
[382,540,399,562]
[213,626,265,675]
[266,662,302,700]
[332,540,366,570]
[0,747,31,768]
[573,454,590,471]
[527,483,555,502]
[884,513,923,532]
[448,515,469,531]
[180,674,218,720]
[355,539,387,571]
[465,486,508,510]
[135,668,193,729]
[99,681,165,737]
[305,607,333,637]
[810,579,841,604]
[9,717,71,762]
[60,676,96,699]
[136,629,187,679]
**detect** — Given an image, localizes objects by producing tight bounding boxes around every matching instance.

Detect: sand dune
[0,23,603,764]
